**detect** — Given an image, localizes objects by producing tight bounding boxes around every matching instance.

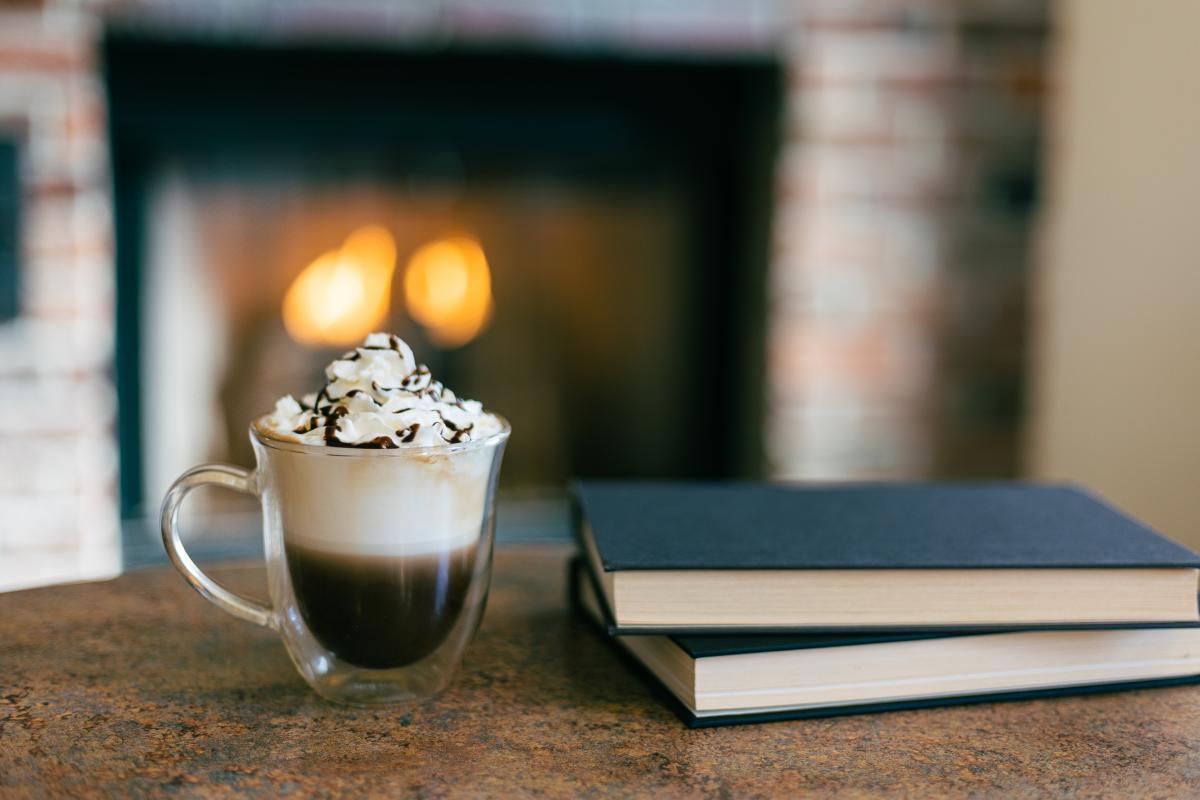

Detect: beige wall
[1030,0,1200,548]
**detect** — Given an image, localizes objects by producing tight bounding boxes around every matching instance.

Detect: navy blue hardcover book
[573,482,1200,633]
[568,558,1200,728]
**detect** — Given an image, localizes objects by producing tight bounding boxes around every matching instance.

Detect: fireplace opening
[104,32,783,550]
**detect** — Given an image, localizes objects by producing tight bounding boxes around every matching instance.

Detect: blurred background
[0,0,1196,591]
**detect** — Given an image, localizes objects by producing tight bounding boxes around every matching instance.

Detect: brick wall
[0,3,119,590]
[767,0,1048,480]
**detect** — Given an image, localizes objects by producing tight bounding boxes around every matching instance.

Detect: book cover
[576,482,1200,572]
[574,481,1200,632]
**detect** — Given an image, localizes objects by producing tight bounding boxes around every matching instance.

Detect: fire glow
[283,228,493,349]
[403,236,493,348]
[282,225,398,347]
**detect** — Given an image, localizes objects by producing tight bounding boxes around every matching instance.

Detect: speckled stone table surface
[3,544,1200,798]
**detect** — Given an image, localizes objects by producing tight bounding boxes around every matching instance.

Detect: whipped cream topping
[259,333,502,448]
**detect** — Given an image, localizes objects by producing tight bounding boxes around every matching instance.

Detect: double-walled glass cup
[161,420,509,705]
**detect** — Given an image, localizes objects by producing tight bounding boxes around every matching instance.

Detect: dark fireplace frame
[104,29,784,524]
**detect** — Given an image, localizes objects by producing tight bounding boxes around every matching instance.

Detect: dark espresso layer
[285,540,477,669]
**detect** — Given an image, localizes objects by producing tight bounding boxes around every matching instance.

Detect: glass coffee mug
[161,420,509,705]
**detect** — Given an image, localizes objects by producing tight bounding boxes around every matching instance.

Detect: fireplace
[0,1,1053,590]
[104,32,784,533]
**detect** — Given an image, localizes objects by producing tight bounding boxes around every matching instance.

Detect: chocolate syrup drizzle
[287,339,484,448]
[322,406,350,446]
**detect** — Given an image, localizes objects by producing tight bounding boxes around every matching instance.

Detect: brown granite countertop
[3,544,1199,798]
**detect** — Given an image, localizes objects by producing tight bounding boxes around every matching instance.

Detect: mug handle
[160,463,276,629]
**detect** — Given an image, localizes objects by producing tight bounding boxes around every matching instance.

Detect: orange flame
[282,226,397,347]
[403,236,493,348]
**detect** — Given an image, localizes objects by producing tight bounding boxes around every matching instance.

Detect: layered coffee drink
[255,333,504,670]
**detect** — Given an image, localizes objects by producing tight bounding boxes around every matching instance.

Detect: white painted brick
[0,374,114,436]
[797,84,886,140]
[805,29,958,85]
[798,268,877,318]
[0,439,77,493]
[21,251,113,315]
[0,316,113,376]
[886,89,954,142]
[767,402,932,480]
[0,433,115,493]
[0,492,81,549]
[25,189,112,256]
[804,144,876,200]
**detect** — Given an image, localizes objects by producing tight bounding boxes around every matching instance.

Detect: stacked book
[572,482,1200,727]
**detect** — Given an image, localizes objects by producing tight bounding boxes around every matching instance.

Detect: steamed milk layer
[255,332,502,559]
[261,444,493,558]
